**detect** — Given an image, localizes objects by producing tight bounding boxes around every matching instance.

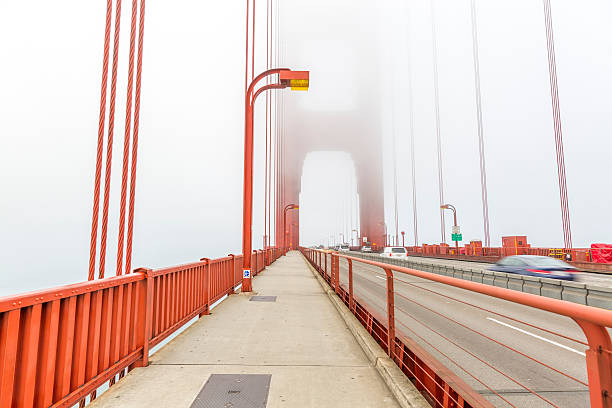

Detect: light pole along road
[441,203,460,252]
[242,69,309,292]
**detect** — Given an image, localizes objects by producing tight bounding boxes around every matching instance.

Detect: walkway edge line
[301,254,431,408]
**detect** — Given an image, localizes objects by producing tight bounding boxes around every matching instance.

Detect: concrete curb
[301,255,430,408]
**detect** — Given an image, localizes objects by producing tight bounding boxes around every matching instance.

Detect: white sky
[1,0,611,295]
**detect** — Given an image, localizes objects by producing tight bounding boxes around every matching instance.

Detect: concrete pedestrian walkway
[89,251,400,408]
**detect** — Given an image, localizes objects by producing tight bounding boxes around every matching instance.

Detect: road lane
[332,257,591,408]
[348,251,612,288]
[403,254,612,289]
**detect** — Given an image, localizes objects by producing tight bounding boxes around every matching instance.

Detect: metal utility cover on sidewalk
[250,296,277,302]
[190,374,272,408]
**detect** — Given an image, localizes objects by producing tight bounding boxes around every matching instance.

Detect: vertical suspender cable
[470,0,491,248]
[89,0,113,281]
[125,0,146,275]
[391,100,399,246]
[245,0,250,93]
[430,0,446,244]
[268,0,273,248]
[406,5,418,247]
[542,0,572,249]
[99,0,123,279]
[252,0,255,82]
[117,0,139,276]
[264,0,269,249]
[275,0,280,245]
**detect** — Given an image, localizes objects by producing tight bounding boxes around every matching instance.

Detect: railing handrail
[0,272,145,313]
[0,246,285,408]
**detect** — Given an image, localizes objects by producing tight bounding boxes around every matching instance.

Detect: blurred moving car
[338,244,350,252]
[489,255,576,281]
[361,246,372,253]
[380,247,408,258]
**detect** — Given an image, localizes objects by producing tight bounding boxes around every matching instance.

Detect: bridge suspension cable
[542,0,572,249]
[88,0,146,282]
[124,0,146,276]
[99,0,123,279]
[430,0,446,244]
[470,0,491,248]
[405,4,418,247]
[116,0,142,277]
[88,0,113,281]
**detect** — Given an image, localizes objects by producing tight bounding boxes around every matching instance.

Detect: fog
[1,1,611,295]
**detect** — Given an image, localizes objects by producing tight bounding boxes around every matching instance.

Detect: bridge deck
[89,252,399,407]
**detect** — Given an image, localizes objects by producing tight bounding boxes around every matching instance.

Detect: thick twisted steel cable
[125,0,146,275]
[88,0,113,281]
[99,0,123,279]
[116,0,139,276]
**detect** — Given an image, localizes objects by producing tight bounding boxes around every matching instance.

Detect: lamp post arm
[246,68,290,102]
[252,83,288,105]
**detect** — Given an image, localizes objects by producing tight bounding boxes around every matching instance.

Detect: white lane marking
[376,276,386,280]
[486,317,585,356]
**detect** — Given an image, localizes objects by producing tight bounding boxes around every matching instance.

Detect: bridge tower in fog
[277,4,386,249]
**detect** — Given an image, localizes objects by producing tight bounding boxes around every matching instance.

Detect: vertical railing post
[334,254,340,294]
[199,258,210,316]
[348,259,354,312]
[384,267,395,359]
[130,268,153,370]
[331,254,336,291]
[324,253,328,280]
[574,319,612,408]
[228,254,237,295]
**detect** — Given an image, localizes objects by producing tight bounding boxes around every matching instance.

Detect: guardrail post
[130,268,153,370]
[574,319,612,408]
[199,258,210,316]
[384,267,395,359]
[348,259,354,312]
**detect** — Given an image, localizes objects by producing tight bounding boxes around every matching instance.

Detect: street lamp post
[401,231,405,247]
[283,204,299,252]
[242,69,309,292]
[440,204,459,252]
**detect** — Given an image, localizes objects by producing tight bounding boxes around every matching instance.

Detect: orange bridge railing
[0,247,284,408]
